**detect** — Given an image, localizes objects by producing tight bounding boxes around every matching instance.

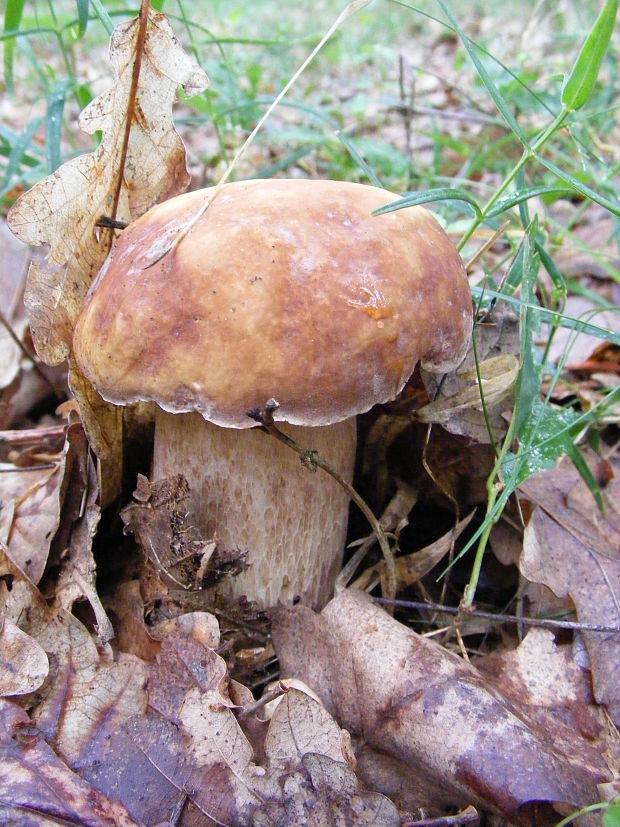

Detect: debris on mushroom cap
[74,179,472,428]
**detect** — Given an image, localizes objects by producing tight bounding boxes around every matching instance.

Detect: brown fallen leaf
[416,354,518,443]
[0,620,48,697]
[0,440,67,585]
[65,610,398,826]
[479,627,614,752]
[251,752,400,827]
[0,699,140,826]
[519,451,620,725]
[272,589,611,824]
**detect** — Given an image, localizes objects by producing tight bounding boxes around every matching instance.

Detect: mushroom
[73,178,472,608]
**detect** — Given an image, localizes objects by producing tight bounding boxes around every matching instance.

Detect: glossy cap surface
[74,179,472,428]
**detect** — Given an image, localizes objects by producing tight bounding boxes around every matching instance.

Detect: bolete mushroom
[73,178,472,608]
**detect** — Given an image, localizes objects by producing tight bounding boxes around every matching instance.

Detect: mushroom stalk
[151,409,356,607]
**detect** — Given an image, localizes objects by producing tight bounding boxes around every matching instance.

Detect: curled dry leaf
[0,220,32,393]
[121,473,248,597]
[272,589,611,824]
[6,8,208,366]
[416,354,518,442]
[352,510,474,592]
[54,425,114,644]
[519,451,620,725]
[0,620,48,697]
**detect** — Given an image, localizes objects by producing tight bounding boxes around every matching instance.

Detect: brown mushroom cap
[74,179,472,427]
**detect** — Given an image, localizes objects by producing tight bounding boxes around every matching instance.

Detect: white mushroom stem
[151,409,357,608]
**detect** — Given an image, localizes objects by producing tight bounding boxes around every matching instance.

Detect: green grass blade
[46,81,70,173]
[373,188,482,217]
[436,0,530,147]
[512,222,541,436]
[336,131,383,188]
[535,240,567,303]
[1,116,43,187]
[471,286,620,345]
[487,186,575,218]
[535,154,620,216]
[563,439,604,513]
[76,0,90,38]
[562,0,618,111]
[89,0,114,35]
[3,0,26,93]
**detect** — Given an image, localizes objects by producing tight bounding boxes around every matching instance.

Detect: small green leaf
[76,0,89,39]
[373,188,482,217]
[535,154,620,217]
[503,402,603,513]
[487,186,574,218]
[512,223,541,437]
[3,0,27,93]
[562,0,618,111]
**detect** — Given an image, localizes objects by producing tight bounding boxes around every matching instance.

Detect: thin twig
[0,309,62,399]
[248,400,397,601]
[402,804,479,827]
[238,684,285,719]
[372,597,620,635]
[144,0,372,269]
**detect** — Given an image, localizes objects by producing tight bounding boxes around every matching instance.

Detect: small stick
[248,400,397,601]
[0,309,62,399]
[402,804,479,827]
[238,684,285,719]
[372,597,620,635]
[145,0,372,269]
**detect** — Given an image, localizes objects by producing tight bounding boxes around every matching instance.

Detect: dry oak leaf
[6,8,209,366]
[519,452,620,725]
[0,620,48,697]
[0,699,140,826]
[272,589,611,825]
[83,613,396,826]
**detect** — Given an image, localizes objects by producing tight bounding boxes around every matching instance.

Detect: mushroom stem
[151,409,357,608]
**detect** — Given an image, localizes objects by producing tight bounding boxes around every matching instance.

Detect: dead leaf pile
[273,589,614,823]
